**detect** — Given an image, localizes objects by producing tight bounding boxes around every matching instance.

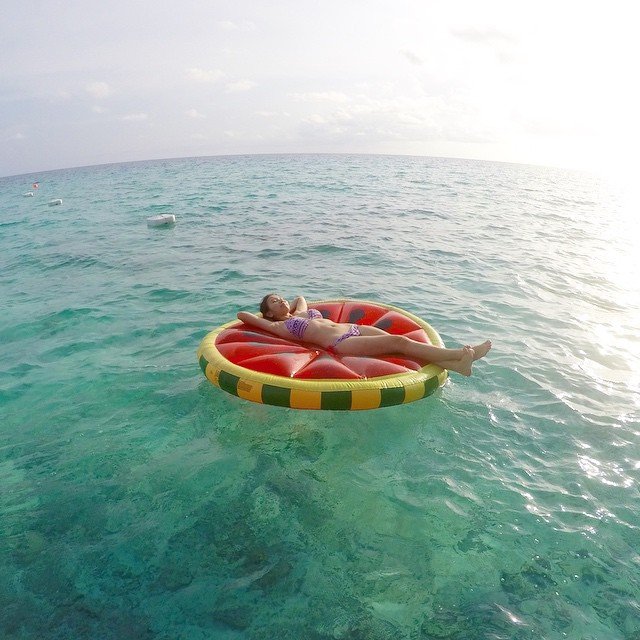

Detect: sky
[1,0,637,177]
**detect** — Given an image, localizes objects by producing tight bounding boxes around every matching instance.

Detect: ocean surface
[1,154,638,639]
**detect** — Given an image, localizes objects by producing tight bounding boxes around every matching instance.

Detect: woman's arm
[237,311,288,338]
[290,296,308,316]
[237,311,273,331]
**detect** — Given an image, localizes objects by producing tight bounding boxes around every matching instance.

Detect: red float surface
[215,301,432,380]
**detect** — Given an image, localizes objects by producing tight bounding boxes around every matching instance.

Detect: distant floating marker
[48,198,63,206]
[147,214,176,227]
[23,192,34,197]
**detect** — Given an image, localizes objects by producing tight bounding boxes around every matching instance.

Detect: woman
[237,294,491,377]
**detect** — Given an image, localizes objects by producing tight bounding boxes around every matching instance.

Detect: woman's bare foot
[443,346,474,376]
[459,346,474,376]
[471,340,492,361]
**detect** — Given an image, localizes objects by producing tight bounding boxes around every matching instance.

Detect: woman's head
[259,293,290,320]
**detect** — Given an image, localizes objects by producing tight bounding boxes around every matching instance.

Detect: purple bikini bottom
[332,324,361,347]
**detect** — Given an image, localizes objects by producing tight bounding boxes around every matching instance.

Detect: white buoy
[23,192,34,197]
[147,214,176,227]
[48,198,63,206]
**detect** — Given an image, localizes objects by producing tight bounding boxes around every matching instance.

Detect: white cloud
[293,91,485,145]
[451,27,516,45]
[303,114,328,125]
[92,105,107,114]
[290,91,350,103]
[217,20,237,30]
[186,67,225,83]
[51,89,72,101]
[400,49,423,65]
[121,113,148,122]
[86,81,111,99]
[185,108,205,118]
[225,80,256,93]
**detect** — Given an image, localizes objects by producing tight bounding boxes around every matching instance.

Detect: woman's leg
[334,334,463,361]
[357,326,391,337]
[357,327,492,363]
[333,335,490,375]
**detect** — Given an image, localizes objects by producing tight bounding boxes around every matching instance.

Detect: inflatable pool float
[197,300,448,410]
[147,214,176,227]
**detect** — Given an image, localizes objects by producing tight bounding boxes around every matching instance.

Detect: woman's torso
[280,311,351,348]
[298,317,350,348]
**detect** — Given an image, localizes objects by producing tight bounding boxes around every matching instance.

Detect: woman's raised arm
[237,311,270,330]
[237,311,288,338]
[290,296,308,316]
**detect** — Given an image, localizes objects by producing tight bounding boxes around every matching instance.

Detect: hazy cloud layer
[1,0,636,176]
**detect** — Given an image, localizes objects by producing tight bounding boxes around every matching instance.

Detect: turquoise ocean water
[1,154,639,639]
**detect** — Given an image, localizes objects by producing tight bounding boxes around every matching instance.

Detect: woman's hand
[290,296,308,315]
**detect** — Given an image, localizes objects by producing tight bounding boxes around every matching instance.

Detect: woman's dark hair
[259,293,277,320]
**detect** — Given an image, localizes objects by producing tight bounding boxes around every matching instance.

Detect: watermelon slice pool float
[197,299,448,410]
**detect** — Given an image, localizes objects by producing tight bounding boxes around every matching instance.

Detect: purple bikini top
[284,308,323,340]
